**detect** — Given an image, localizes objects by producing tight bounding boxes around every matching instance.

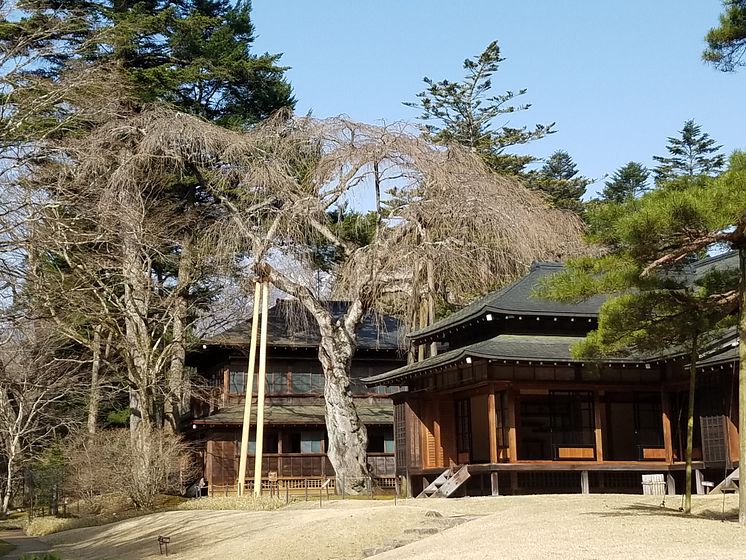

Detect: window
[235,432,278,454]
[301,431,324,453]
[550,391,595,446]
[229,371,246,394]
[455,399,472,454]
[290,372,324,394]
[267,372,290,395]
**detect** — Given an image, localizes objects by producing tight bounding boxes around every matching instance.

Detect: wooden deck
[412,460,705,476]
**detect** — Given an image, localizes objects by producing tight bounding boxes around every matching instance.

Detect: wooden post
[487,390,498,464]
[594,390,604,462]
[237,281,262,496]
[507,389,518,463]
[490,472,499,496]
[580,471,589,495]
[661,390,674,464]
[427,259,438,357]
[252,281,270,497]
[222,368,229,406]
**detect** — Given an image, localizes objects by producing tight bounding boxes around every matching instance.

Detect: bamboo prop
[253,280,270,496]
[237,281,262,496]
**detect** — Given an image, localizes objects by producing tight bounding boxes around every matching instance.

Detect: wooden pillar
[252,282,270,496]
[580,471,589,494]
[277,430,284,477]
[222,368,229,405]
[661,390,674,463]
[490,472,499,496]
[433,399,443,466]
[594,390,604,462]
[488,390,498,464]
[507,389,518,463]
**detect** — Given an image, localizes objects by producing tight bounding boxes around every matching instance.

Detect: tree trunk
[119,187,158,432]
[684,334,698,514]
[738,243,746,525]
[318,325,369,494]
[87,324,103,435]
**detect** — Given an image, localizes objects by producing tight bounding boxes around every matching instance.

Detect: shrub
[65,428,197,510]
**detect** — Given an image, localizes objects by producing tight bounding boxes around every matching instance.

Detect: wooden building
[364,258,740,497]
[189,300,406,493]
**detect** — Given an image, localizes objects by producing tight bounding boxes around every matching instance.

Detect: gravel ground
[43,494,746,560]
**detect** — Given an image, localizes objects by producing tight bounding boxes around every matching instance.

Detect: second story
[189,299,407,417]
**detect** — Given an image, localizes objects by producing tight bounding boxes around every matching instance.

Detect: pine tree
[1,0,294,433]
[541,151,746,522]
[601,162,649,203]
[652,120,725,189]
[405,41,554,176]
[527,150,589,213]
[704,0,746,71]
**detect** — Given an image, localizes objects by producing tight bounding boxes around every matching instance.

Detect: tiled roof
[193,398,392,426]
[204,300,404,351]
[411,263,607,341]
[363,334,658,385]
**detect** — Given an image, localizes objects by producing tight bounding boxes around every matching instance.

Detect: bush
[65,428,197,510]
[20,555,61,560]
[176,496,288,512]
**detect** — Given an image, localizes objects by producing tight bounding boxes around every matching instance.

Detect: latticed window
[455,398,472,454]
[394,402,407,468]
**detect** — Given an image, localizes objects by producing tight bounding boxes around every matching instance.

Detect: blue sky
[251,1,743,197]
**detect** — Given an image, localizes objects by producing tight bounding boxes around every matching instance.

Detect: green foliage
[652,120,725,188]
[20,555,61,560]
[541,151,746,362]
[4,0,295,127]
[601,162,649,203]
[105,408,131,427]
[405,40,554,175]
[527,150,589,213]
[704,0,746,71]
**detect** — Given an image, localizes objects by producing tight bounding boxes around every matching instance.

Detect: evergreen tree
[541,151,746,523]
[1,0,294,433]
[704,0,746,71]
[3,0,294,126]
[601,162,649,203]
[405,41,554,176]
[527,150,589,213]
[652,120,725,188]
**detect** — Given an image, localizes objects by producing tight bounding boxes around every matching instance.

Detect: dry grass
[175,495,290,511]
[41,494,746,560]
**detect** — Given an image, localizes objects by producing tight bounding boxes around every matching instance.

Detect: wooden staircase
[709,468,740,494]
[417,466,471,498]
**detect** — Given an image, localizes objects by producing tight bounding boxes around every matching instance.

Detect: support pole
[237,281,262,496]
[253,281,270,496]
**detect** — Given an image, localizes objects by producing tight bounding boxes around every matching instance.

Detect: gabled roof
[363,333,655,386]
[193,398,393,426]
[204,299,404,351]
[411,262,607,341]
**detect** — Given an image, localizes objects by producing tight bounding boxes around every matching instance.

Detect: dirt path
[0,530,51,560]
[43,494,746,560]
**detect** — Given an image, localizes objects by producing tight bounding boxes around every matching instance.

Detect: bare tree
[0,321,85,515]
[18,106,586,493]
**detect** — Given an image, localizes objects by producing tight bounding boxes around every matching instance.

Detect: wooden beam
[594,390,604,462]
[252,281,270,496]
[580,470,589,494]
[491,472,499,496]
[507,389,518,463]
[237,281,261,496]
[222,367,229,405]
[488,390,498,464]
[661,390,674,463]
